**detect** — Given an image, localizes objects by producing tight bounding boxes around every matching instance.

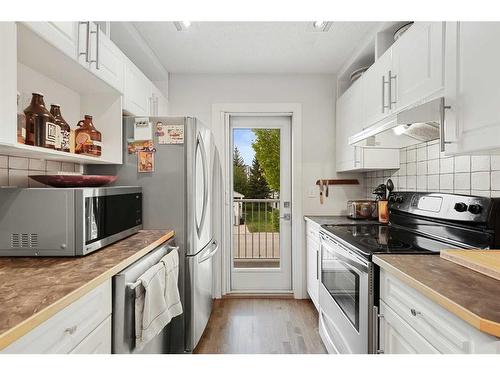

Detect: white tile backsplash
[8,169,29,187]
[0,168,8,186]
[28,158,46,171]
[9,156,29,170]
[407,149,417,163]
[471,155,491,172]
[454,155,471,173]
[471,172,491,190]
[440,157,454,174]
[427,143,440,160]
[363,140,500,198]
[440,174,454,190]
[0,155,7,169]
[454,173,471,191]
[0,155,81,187]
[417,147,427,162]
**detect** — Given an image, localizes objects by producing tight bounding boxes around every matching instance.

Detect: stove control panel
[389,192,491,222]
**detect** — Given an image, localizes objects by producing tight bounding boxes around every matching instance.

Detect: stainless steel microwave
[0,186,142,256]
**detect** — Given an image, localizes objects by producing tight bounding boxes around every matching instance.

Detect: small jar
[378,200,389,224]
[74,115,102,157]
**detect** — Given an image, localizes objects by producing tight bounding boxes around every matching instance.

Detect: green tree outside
[233,146,248,196]
[247,157,270,199]
[252,129,280,193]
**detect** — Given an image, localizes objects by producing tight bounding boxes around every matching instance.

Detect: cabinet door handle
[440,97,452,152]
[382,75,389,113]
[316,249,319,280]
[389,70,397,107]
[90,23,100,70]
[373,306,384,354]
[79,21,90,62]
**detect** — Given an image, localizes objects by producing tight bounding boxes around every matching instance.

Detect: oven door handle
[334,251,369,275]
[320,236,369,274]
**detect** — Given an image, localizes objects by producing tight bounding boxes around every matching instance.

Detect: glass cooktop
[321,223,464,257]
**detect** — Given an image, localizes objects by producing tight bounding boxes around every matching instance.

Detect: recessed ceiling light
[313,21,326,29]
[173,21,192,31]
[311,21,332,32]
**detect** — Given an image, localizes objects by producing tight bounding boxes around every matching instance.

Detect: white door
[392,22,444,112]
[444,21,500,155]
[230,115,292,292]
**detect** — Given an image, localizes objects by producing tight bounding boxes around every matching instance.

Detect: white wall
[168,73,365,216]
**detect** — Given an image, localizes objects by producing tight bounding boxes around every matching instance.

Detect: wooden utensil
[319,179,324,204]
[325,180,329,198]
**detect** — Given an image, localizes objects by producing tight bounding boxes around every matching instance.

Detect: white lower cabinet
[379,269,500,354]
[2,280,112,354]
[305,220,320,310]
[70,316,112,354]
[379,301,439,354]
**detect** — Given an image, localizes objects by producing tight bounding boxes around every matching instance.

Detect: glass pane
[232,128,280,269]
[321,256,360,331]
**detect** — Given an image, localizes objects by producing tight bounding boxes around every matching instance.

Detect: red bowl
[29,175,118,188]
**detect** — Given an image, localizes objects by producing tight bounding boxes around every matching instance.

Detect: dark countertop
[304,215,376,226]
[0,229,175,350]
[374,254,500,338]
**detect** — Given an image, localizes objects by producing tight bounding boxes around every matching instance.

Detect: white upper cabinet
[23,22,79,61]
[123,59,152,116]
[88,24,125,93]
[363,51,392,127]
[443,22,500,155]
[336,78,365,171]
[392,22,444,112]
[151,83,169,116]
[77,22,124,93]
[336,77,400,172]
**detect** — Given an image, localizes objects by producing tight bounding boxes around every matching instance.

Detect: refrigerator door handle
[198,240,218,263]
[195,134,209,237]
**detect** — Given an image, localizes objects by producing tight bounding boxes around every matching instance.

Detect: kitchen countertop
[0,229,174,350]
[304,215,377,226]
[373,254,500,338]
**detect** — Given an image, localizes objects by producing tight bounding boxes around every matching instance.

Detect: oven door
[319,230,369,354]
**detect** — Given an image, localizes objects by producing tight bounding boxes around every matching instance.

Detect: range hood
[349,97,442,148]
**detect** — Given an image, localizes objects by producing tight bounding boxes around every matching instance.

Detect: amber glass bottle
[24,93,60,149]
[75,115,102,157]
[50,104,71,152]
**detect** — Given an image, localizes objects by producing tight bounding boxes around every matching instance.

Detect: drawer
[380,269,500,354]
[70,316,112,354]
[2,280,112,354]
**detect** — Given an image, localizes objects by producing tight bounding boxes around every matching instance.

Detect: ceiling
[128,22,381,74]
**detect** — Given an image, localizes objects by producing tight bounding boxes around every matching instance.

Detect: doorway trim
[211,103,304,299]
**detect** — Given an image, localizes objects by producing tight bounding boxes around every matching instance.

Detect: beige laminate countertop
[373,254,500,338]
[0,229,174,350]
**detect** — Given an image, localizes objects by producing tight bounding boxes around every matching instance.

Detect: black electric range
[317,192,500,354]
[321,191,500,259]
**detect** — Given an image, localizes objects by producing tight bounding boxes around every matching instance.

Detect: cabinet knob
[65,325,77,335]
[410,308,421,317]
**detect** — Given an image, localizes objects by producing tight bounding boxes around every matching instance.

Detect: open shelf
[0,142,117,165]
[0,22,123,166]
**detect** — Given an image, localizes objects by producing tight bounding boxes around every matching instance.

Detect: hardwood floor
[194,298,327,354]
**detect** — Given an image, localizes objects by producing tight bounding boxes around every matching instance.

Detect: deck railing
[233,198,280,268]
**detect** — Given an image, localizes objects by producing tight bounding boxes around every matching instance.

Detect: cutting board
[441,250,500,281]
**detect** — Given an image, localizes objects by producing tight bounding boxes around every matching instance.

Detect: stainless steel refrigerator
[88,116,222,353]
